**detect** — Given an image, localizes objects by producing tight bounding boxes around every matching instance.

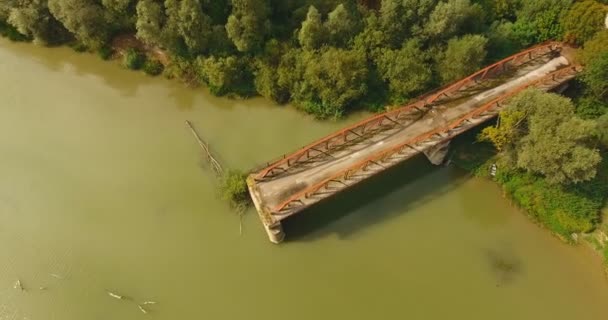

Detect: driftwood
[14,280,24,291]
[138,304,148,314]
[185,120,224,176]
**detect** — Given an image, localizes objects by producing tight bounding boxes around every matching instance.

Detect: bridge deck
[247,43,581,243]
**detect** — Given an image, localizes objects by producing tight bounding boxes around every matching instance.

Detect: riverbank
[451,130,608,275]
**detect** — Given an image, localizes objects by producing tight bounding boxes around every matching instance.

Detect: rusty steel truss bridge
[247,42,581,243]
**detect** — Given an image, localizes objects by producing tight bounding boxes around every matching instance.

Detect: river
[0,39,607,320]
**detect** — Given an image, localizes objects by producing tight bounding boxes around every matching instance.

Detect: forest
[1,1,608,258]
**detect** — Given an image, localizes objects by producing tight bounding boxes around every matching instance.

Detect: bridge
[247,42,581,243]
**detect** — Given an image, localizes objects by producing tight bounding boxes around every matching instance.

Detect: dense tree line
[2,0,606,119]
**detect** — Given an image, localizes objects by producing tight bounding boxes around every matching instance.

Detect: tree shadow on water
[282,154,473,243]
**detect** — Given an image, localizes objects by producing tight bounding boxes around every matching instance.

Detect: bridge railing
[272,64,581,214]
[254,41,564,181]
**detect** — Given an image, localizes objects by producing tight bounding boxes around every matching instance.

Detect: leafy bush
[97,46,113,60]
[123,48,145,70]
[143,59,164,76]
[219,170,250,207]
[70,42,88,53]
[0,21,29,42]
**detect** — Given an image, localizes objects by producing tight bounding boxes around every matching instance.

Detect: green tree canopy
[580,30,608,65]
[581,51,608,102]
[375,39,432,102]
[598,114,608,147]
[561,0,607,45]
[135,0,166,48]
[379,0,438,46]
[48,0,108,48]
[437,34,488,83]
[225,0,269,52]
[481,89,601,185]
[198,55,243,95]
[298,5,325,50]
[303,48,369,118]
[512,0,572,46]
[176,0,212,54]
[424,0,484,40]
[7,0,68,45]
[325,4,358,47]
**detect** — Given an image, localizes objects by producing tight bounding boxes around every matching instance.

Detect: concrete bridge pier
[265,222,285,244]
[423,140,451,165]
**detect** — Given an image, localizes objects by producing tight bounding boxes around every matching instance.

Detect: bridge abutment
[423,140,451,165]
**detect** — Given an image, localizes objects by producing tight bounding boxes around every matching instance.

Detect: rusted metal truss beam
[271,65,581,214]
[255,42,564,181]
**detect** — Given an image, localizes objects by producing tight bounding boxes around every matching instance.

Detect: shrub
[219,170,250,208]
[143,59,164,76]
[70,42,88,52]
[97,46,113,60]
[123,48,145,70]
[0,21,29,42]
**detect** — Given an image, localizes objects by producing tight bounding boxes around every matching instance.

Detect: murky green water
[1,39,607,320]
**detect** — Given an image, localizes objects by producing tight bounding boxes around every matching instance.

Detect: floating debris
[137,304,148,314]
[50,273,64,280]
[142,301,157,305]
[107,291,124,300]
[14,279,24,291]
[39,286,47,291]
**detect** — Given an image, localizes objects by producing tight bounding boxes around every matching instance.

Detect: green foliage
[48,0,108,49]
[297,48,369,118]
[438,34,488,83]
[176,0,212,55]
[163,56,200,85]
[581,52,608,102]
[226,0,269,52]
[375,39,432,102]
[561,0,607,45]
[486,89,602,185]
[486,21,521,62]
[219,170,249,207]
[424,0,484,40]
[7,0,69,45]
[143,59,164,76]
[580,30,608,66]
[599,114,608,148]
[0,20,29,41]
[497,170,599,237]
[575,95,608,119]
[123,48,145,70]
[70,41,88,52]
[198,55,254,96]
[325,4,358,47]
[298,5,324,50]
[379,0,438,46]
[97,46,113,60]
[135,0,164,48]
[479,109,526,151]
[512,0,572,47]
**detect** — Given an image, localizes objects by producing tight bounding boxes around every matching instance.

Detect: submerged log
[185,120,224,176]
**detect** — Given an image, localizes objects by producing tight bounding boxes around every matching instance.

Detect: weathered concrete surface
[424,140,451,165]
